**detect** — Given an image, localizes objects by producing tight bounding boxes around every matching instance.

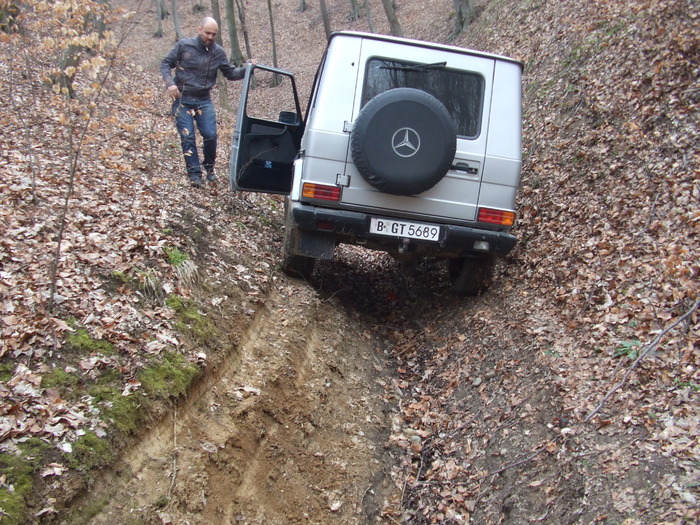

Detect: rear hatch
[339,36,495,224]
[301,33,498,225]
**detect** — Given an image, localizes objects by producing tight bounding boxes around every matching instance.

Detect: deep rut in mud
[79,279,398,524]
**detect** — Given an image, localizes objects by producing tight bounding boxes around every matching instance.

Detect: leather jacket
[160,36,245,99]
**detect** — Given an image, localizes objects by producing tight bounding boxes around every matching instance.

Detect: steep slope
[0,0,697,523]
[378,0,699,522]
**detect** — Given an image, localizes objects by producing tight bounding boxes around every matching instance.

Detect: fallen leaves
[0,2,280,516]
[0,0,698,523]
[1,365,94,442]
[40,463,67,477]
[379,0,699,522]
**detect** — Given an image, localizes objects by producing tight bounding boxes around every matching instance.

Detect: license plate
[369,218,442,241]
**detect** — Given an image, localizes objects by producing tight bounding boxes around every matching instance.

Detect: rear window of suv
[361,57,485,139]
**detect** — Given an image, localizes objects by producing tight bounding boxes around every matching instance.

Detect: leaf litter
[0,0,698,523]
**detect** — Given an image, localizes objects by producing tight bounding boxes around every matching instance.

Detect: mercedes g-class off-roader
[230,31,523,295]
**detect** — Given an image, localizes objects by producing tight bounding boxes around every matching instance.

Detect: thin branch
[21,48,41,204]
[487,441,553,478]
[490,392,534,438]
[644,190,660,230]
[480,299,700,480]
[47,6,145,311]
[584,298,700,423]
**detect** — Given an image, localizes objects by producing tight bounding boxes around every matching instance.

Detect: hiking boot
[205,169,217,183]
[189,175,203,188]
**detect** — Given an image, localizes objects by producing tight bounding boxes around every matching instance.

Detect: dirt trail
[81,281,397,524]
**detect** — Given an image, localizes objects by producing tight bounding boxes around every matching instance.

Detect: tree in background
[382,0,403,36]
[170,0,183,39]
[235,0,252,62]
[363,0,375,32]
[224,0,244,64]
[209,0,230,109]
[52,0,111,98]
[266,0,280,84]
[381,0,402,37]
[349,0,360,21]
[450,0,474,39]
[153,0,166,37]
[319,0,331,40]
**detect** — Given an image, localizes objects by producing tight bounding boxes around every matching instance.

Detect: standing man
[161,17,248,188]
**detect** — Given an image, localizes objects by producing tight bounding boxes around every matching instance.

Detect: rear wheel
[282,247,315,279]
[281,200,315,279]
[448,255,496,296]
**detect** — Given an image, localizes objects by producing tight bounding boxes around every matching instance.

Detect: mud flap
[293,229,336,260]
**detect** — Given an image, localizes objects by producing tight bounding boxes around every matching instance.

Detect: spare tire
[350,87,457,196]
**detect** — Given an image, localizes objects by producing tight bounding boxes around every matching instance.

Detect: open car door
[229,64,304,194]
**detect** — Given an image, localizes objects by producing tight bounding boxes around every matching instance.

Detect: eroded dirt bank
[73,276,399,524]
[69,240,696,524]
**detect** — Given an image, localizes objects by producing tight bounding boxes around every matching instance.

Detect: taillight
[302,183,341,201]
[478,208,515,226]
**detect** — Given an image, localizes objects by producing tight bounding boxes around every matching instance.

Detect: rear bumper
[291,202,517,257]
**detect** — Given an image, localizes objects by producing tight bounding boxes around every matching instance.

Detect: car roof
[328,31,524,70]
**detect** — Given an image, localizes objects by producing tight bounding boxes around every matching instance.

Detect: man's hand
[167,85,181,100]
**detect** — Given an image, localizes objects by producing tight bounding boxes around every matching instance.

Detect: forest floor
[0,0,698,524]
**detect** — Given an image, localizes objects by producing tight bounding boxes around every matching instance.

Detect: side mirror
[279,111,298,125]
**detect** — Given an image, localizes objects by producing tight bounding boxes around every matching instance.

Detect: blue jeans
[172,97,217,179]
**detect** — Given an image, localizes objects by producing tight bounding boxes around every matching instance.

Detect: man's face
[199,22,218,47]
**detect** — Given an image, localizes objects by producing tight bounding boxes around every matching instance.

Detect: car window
[244,69,299,123]
[361,57,485,139]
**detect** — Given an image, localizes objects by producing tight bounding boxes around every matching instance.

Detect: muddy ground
[73,261,400,524]
[66,239,634,525]
[66,245,462,524]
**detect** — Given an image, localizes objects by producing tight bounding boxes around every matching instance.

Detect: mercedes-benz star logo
[391,127,421,158]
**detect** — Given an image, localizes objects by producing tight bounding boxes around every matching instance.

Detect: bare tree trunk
[209,0,230,110]
[170,0,183,40]
[363,0,374,32]
[224,0,243,64]
[319,0,331,40]
[380,0,402,37]
[450,0,474,39]
[153,0,164,37]
[349,0,360,21]
[234,0,252,61]
[210,0,223,45]
[266,0,280,85]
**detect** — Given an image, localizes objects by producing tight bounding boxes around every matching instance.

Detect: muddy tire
[282,246,315,279]
[350,87,457,196]
[282,200,315,279]
[448,255,495,296]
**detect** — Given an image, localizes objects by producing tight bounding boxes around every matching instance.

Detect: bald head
[198,17,218,47]
[200,17,218,30]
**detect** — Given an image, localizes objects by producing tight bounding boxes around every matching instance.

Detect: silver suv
[230,31,523,295]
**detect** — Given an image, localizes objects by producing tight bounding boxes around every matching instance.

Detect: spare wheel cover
[350,87,457,196]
